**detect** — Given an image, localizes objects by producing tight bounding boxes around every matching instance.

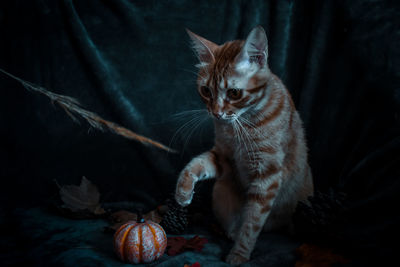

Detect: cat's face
[188,26,270,122]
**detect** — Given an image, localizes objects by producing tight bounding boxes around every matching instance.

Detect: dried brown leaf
[144,209,163,223]
[110,210,137,224]
[167,236,208,256]
[295,243,350,267]
[93,205,106,215]
[60,176,103,213]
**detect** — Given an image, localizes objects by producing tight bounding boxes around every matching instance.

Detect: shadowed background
[0,0,399,266]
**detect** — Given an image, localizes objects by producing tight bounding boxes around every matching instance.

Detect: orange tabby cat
[175,26,313,265]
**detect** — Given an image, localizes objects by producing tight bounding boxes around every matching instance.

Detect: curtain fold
[0,0,398,238]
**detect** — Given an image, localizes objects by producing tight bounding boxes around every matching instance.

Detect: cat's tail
[0,68,177,153]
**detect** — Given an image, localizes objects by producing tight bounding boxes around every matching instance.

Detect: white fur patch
[235,60,258,76]
[228,65,258,90]
[195,62,209,68]
[219,80,225,89]
[236,60,252,72]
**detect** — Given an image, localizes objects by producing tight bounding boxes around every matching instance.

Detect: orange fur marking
[283,134,298,175]
[251,215,261,222]
[247,83,267,94]
[248,89,266,106]
[261,204,271,213]
[248,191,275,205]
[209,150,222,176]
[248,193,265,205]
[231,95,251,108]
[267,181,279,191]
[255,92,286,127]
[286,90,296,128]
[265,192,276,200]
[259,146,277,154]
[206,41,244,91]
[254,164,280,180]
[239,242,247,251]
[253,224,261,232]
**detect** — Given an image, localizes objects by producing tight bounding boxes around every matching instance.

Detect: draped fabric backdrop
[1,0,399,266]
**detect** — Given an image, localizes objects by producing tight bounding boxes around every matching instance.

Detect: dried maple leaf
[295,243,350,267]
[167,236,208,256]
[59,176,105,214]
[105,210,137,233]
[144,208,163,223]
[167,237,187,256]
[110,210,137,223]
[185,235,208,251]
[184,262,201,267]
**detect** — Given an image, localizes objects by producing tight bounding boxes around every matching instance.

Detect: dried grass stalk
[0,68,177,153]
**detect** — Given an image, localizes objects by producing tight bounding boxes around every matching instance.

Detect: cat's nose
[212,112,222,119]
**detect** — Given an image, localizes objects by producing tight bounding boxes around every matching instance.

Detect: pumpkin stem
[137,209,145,223]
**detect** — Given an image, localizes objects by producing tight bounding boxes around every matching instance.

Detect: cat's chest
[215,125,255,174]
[214,121,281,184]
[215,122,270,152]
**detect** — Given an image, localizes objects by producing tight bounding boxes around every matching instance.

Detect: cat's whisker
[248,109,265,124]
[159,109,207,126]
[179,68,200,76]
[235,118,253,161]
[232,120,240,144]
[169,114,206,149]
[236,118,256,160]
[238,116,263,137]
[231,120,239,142]
[179,68,208,80]
[238,114,265,161]
[181,115,209,153]
[247,126,260,158]
[171,109,207,118]
[232,120,244,160]
[181,79,202,83]
[238,116,256,128]
[237,117,260,161]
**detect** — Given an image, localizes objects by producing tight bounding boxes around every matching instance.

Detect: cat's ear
[186,29,217,65]
[235,26,268,70]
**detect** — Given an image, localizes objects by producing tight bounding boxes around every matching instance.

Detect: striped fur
[176,26,313,265]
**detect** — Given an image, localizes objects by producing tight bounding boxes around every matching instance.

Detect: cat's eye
[227,88,243,100]
[200,86,212,98]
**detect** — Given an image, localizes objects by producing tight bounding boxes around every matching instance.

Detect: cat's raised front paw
[175,170,196,207]
[175,190,193,207]
[225,251,249,265]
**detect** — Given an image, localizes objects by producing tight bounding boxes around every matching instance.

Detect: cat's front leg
[175,150,219,206]
[226,172,282,265]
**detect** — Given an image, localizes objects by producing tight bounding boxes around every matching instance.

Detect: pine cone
[293,188,348,244]
[160,198,188,234]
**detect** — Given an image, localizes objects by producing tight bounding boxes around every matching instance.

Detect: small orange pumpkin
[114,216,167,264]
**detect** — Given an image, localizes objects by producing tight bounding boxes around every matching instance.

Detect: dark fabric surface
[1,207,300,267]
[1,0,399,266]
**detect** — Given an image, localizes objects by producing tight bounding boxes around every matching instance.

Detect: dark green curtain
[0,0,399,265]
